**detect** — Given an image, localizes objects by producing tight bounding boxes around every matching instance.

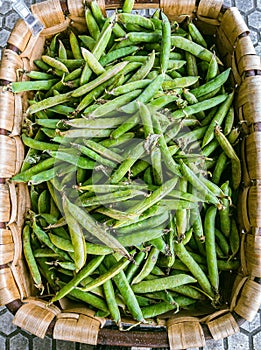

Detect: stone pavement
[0,0,260,349]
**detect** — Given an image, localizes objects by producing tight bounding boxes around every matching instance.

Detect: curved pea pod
[175,179,188,238]
[170,94,228,120]
[50,255,105,303]
[42,55,69,73]
[81,47,105,75]
[99,264,121,327]
[191,68,231,99]
[91,19,114,59]
[11,79,58,93]
[64,196,131,260]
[141,297,196,319]
[132,274,197,294]
[89,89,142,119]
[117,228,166,247]
[162,76,199,90]
[99,46,139,66]
[104,254,145,323]
[117,13,155,31]
[125,251,146,283]
[121,73,165,114]
[85,7,100,40]
[160,11,171,74]
[127,32,161,44]
[32,219,70,261]
[214,228,230,257]
[12,157,55,183]
[229,217,240,259]
[171,36,215,62]
[23,224,44,292]
[79,35,96,51]
[202,91,234,147]
[132,247,160,285]
[218,181,232,237]
[204,206,219,292]
[72,61,128,97]
[127,50,156,83]
[174,241,215,299]
[109,79,152,96]
[206,53,219,82]
[48,233,74,252]
[27,91,72,115]
[63,197,87,272]
[37,189,50,214]
[188,22,207,48]
[179,160,221,208]
[212,152,228,185]
[214,125,241,190]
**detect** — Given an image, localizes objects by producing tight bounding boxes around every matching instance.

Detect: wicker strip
[31,0,64,28]
[160,0,196,21]
[0,242,14,264]
[247,184,261,227]
[62,307,107,327]
[230,275,248,310]
[0,49,23,82]
[215,26,234,64]
[16,183,30,229]
[238,55,261,76]
[231,51,242,86]
[195,17,219,36]
[20,35,46,70]
[244,132,261,181]
[234,279,261,322]
[0,183,11,223]
[10,259,32,300]
[7,19,31,53]
[220,7,249,46]
[7,181,18,226]
[0,135,16,178]
[13,300,60,338]
[0,88,15,132]
[167,318,205,349]
[9,223,22,266]
[12,93,23,136]
[240,139,251,187]
[245,230,261,277]
[240,232,248,276]
[236,35,258,62]
[67,0,84,17]
[236,76,261,124]
[242,103,261,126]
[53,313,100,345]
[207,313,240,340]
[197,0,223,20]
[0,228,13,245]
[14,135,25,174]
[0,267,20,306]
[39,18,71,38]
[68,15,88,33]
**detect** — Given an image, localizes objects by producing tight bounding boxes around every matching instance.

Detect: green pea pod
[72,61,128,97]
[160,12,171,74]
[104,254,145,322]
[51,255,105,303]
[23,224,44,292]
[64,196,131,260]
[63,197,87,272]
[204,206,219,292]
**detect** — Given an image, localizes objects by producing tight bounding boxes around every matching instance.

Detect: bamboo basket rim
[0,0,261,348]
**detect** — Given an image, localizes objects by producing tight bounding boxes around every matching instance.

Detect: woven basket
[0,0,261,348]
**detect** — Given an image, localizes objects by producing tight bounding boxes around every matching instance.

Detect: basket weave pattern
[0,0,261,348]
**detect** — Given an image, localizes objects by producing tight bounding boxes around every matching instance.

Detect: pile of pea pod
[11,0,242,326]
